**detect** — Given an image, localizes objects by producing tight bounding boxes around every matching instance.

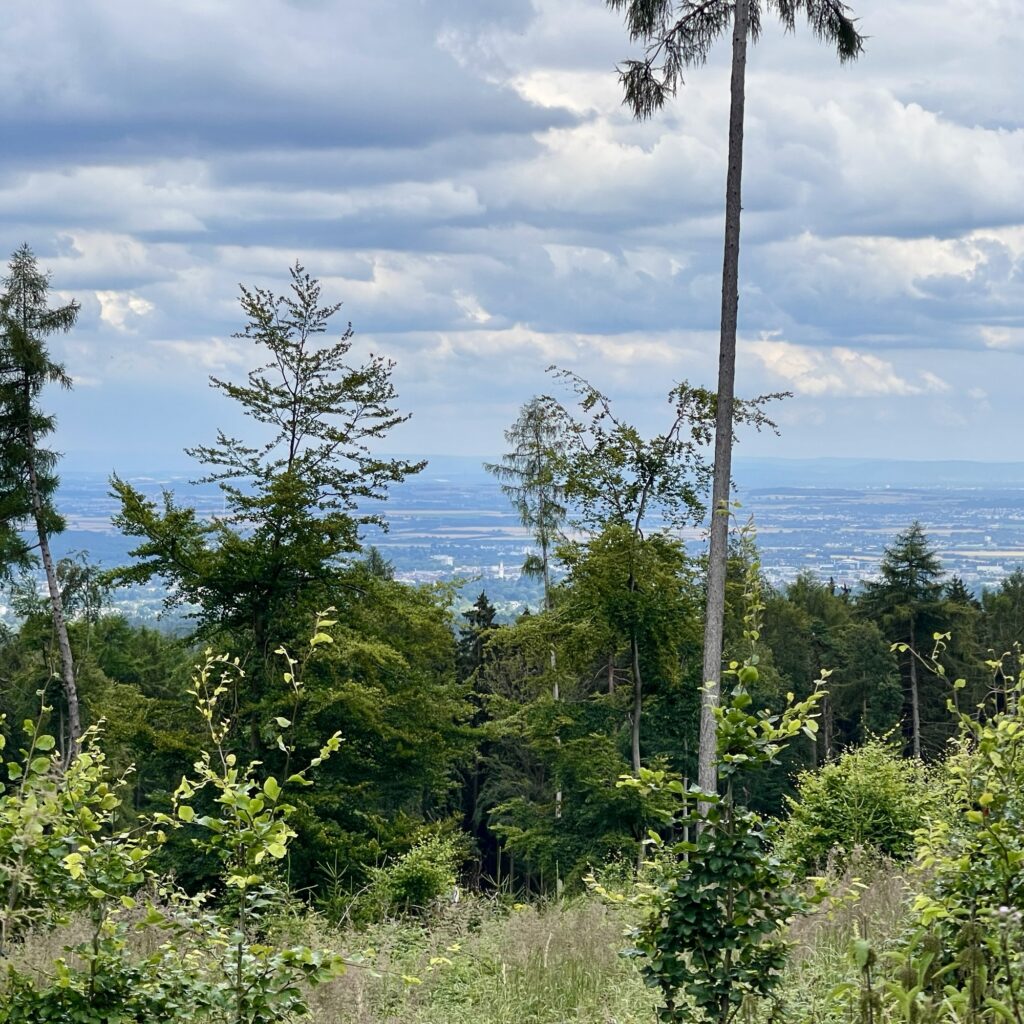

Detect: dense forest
[1,247,1023,1024]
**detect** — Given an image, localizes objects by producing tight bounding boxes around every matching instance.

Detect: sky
[3,0,1023,471]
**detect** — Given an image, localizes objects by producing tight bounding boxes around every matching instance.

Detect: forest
[1,244,1023,1024]
[3,0,1024,1023]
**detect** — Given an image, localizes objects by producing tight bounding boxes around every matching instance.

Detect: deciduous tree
[485,397,567,612]
[112,263,422,664]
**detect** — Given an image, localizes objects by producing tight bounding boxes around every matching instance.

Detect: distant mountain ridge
[733,457,1024,490]
[60,455,1024,495]
[409,455,1024,490]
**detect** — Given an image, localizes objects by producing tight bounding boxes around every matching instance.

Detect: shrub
[781,738,934,871]
[885,659,1024,1024]
[355,831,467,922]
[0,616,348,1024]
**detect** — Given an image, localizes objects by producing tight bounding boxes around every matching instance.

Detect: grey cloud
[4,0,1024,466]
[0,0,568,174]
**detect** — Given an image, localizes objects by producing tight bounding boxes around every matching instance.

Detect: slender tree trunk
[552,645,562,820]
[541,536,551,612]
[822,691,833,763]
[631,633,643,774]
[544,546,562,896]
[25,421,81,754]
[631,632,645,871]
[608,652,616,694]
[698,0,749,797]
[909,617,921,758]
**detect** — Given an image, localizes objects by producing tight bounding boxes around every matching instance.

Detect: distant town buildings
[4,471,1024,627]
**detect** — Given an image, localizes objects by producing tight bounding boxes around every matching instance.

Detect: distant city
[6,455,1024,626]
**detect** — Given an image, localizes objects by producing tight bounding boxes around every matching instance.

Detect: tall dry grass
[302,895,657,1024]
[778,859,912,1024]
[2,865,914,1024]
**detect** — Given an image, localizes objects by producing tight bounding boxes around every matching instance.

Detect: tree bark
[909,616,921,758]
[631,633,643,774]
[552,645,562,820]
[823,690,833,762]
[25,421,81,755]
[698,0,749,797]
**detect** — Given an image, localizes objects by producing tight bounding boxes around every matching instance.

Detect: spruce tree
[457,591,499,680]
[0,244,82,753]
[982,568,1024,658]
[860,522,945,758]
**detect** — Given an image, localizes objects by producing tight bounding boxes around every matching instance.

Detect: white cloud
[2,0,1024,463]
[747,338,951,397]
[96,291,155,331]
[151,337,248,372]
[980,326,1024,350]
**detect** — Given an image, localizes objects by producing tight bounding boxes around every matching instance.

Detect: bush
[354,832,467,923]
[886,667,1024,1024]
[0,627,347,1024]
[781,738,934,871]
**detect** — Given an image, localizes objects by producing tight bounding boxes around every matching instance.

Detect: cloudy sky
[3,0,1022,471]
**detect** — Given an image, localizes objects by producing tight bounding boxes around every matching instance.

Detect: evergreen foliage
[0,246,76,579]
[0,245,83,750]
[860,522,948,757]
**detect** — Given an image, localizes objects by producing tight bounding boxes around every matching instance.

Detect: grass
[302,895,658,1024]
[1,866,913,1024]
[775,861,912,1024]
[301,863,913,1024]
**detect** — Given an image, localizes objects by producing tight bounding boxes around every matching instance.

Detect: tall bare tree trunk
[25,423,81,755]
[631,633,645,870]
[822,690,833,763]
[908,617,921,758]
[698,0,749,797]
[552,645,562,820]
[545,549,563,896]
[631,633,643,774]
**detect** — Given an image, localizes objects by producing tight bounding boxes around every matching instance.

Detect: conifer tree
[982,568,1024,657]
[457,591,499,680]
[0,244,82,752]
[605,0,865,794]
[860,522,944,758]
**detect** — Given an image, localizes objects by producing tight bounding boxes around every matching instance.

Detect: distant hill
[391,454,1024,491]
[732,457,1024,491]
